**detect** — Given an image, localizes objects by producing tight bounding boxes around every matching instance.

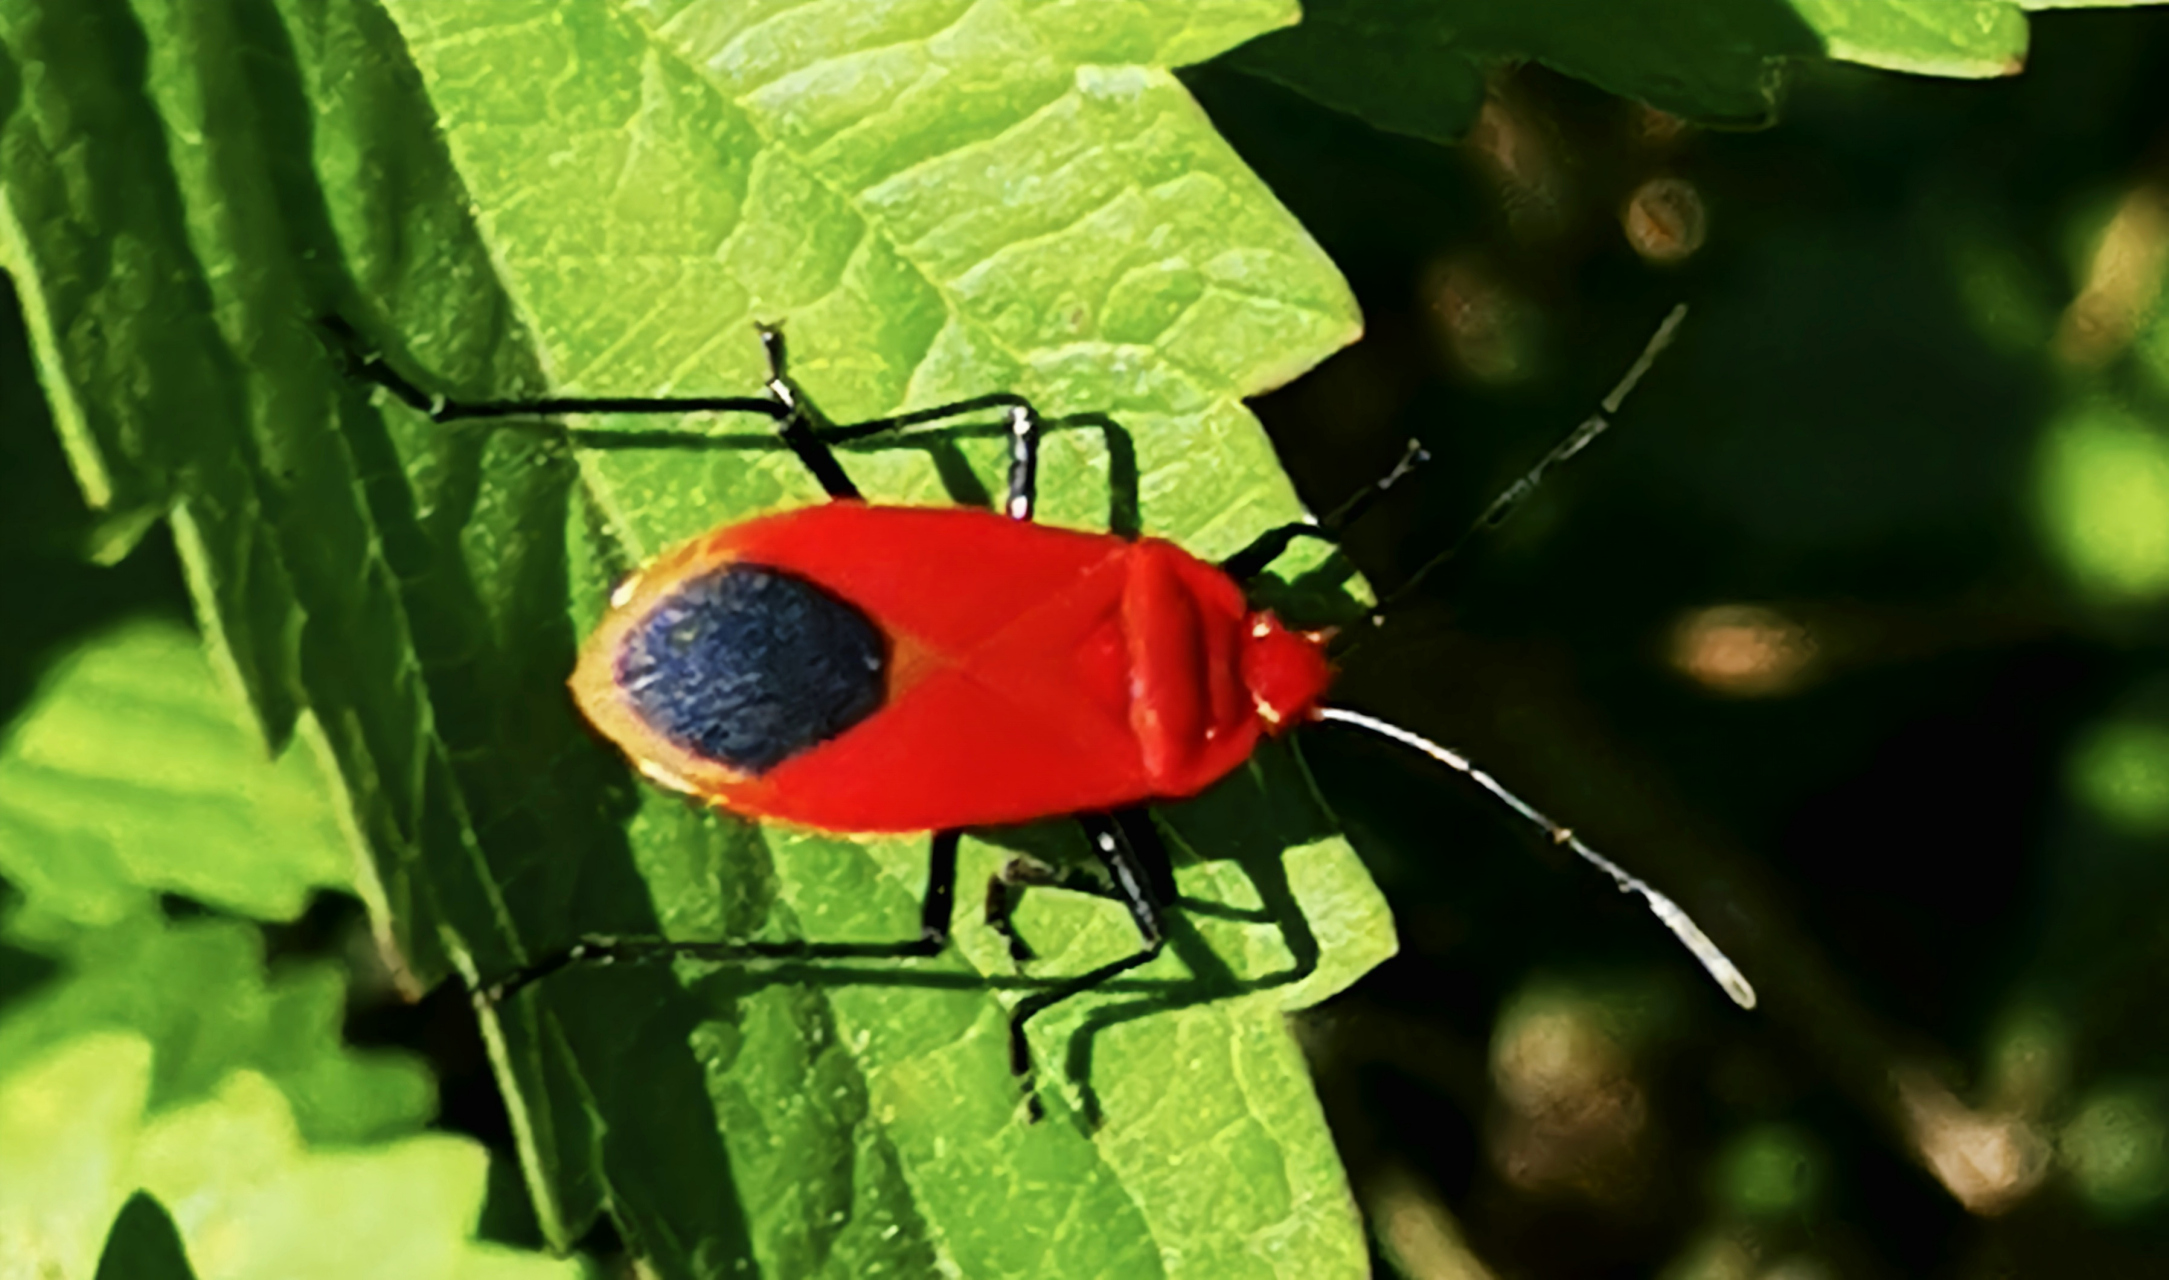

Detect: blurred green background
[9,4,2169,1277]
[1202,7,2169,1277]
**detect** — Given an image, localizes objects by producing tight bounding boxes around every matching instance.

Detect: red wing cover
[584,504,1266,833]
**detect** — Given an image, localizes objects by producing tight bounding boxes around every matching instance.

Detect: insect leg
[823,405,1145,534]
[750,325,862,500]
[319,316,1147,527]
[1006,809,1170,1119]
[314,315,863,498]
[981,854,1121,962]
[477,828,963,1003]
[817,393,1047,520]
[316,315,788,428]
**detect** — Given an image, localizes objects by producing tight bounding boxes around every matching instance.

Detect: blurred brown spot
[1758,1257,1837,1280]
[1635,106,1688,147]
[1895,1068,2050,1215]
[2055,181,2169,367]
[1674,1236,1758,1280]
[1362,1162,1500,1280]
[1623,177,1709,264]
[1466,78,1566,235]
[1666,1236,1837,1280]
[1671,605,1819,697]
[1422,256,1533,384]
[1489,1005,1649,1200]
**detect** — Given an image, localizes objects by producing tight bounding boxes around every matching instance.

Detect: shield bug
[324,308,1751,1114]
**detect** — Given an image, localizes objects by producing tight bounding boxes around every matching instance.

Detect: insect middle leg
[748,327,1146,529]
[481,814,1169,1121]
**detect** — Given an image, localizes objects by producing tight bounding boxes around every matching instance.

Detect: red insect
[570,501,1333,834]
[327,312,1750,1115]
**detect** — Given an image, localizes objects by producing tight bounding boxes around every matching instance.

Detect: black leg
[319,315,1110,509]
[751,325,862,500]
[314,315,790,428]
[1217,523,1339,585]
[1005,403,1040,521]
[822,403,1149,533]
[812,392,1047,521]
[478,828,962,1003]
[982,854,1124,962]
[316,314,867,498]
[1007,809,1170,1120]
[984,846,1266,963]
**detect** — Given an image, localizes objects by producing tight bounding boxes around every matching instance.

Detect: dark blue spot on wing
[617,564,887,774]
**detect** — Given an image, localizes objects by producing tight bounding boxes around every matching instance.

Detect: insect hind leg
[477,828,963,1002]
[1005,808,1171,1121]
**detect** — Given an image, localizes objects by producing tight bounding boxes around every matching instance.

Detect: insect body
[324,310,1753,1115]
[572,502,1333,833]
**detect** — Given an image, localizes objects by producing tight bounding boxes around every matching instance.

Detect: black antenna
[1313,705,1757,1009]
[1383,303,1688,608]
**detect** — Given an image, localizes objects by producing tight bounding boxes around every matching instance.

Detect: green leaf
[0,620,353,926]
[0,908,434,1147]
[0,1033,582,1280]
[2,0,1385,1275]
[1220,0,2153,143]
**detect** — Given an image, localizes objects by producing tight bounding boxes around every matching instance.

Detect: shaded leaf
[93,1191,198,1280]
[1223,0,2158,143]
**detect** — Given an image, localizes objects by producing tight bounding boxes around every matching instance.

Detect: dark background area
[1199,7,2169,1277]
[7,7,2169,1278]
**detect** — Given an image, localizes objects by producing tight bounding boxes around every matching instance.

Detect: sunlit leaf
[0,1034,579,1280]
[2,0,1385,1274]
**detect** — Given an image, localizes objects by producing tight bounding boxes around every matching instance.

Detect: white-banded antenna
[1315,706,1757,1010]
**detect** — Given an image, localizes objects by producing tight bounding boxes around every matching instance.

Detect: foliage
[1228,0,2092,144]
[0,622,563,1277]
[3,1,1380,1275]
[7,0,2169,1277]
